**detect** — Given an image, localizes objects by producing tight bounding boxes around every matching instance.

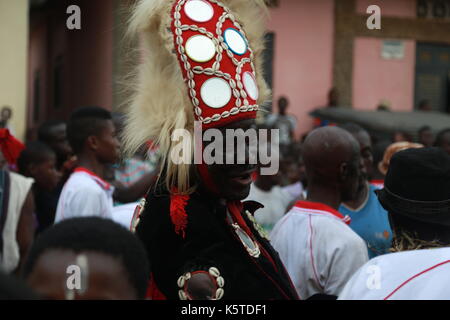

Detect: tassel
[170,188,189,239]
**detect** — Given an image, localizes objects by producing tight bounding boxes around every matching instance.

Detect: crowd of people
[0,106,159,297]
[0,99,448,300]
[1,0,450,301]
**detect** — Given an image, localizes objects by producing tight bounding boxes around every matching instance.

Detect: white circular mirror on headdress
[184,0,214,23]
[201,77,232,109]
[223,28,248,56]
[185,35,216,63]
[243,72,259,100]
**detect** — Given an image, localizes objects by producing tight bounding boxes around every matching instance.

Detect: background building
[0,0,29,140]
[268,0,450,134]
[2,0,450,141]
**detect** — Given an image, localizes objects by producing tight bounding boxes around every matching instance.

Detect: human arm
[113,171,158,203]
[15,190,35,275]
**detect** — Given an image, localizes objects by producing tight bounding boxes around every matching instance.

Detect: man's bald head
[303,127,362,202]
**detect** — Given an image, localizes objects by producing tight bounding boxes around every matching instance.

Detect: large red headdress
[171,0,261,129]
[124,0,268,194]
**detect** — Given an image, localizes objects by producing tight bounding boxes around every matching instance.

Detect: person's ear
[339,162,349,182]
[86,135,99,151]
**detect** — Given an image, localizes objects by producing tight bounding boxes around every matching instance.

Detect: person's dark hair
[434,128,450,147]
[377,105,390,112]
[1,106,12,116]
[418,99,430,109]
[372,140,391,168]
[278,96,289,108]
[418,125,431,135]
[0,272,39,300]
[278,96,288,104]
[38,120,66,143]
[17,141,55,176]
[392,131,413,142]
[67,106,112,154]
[340,122,365,135]
[23,217,150,299]
[111,112,126,136]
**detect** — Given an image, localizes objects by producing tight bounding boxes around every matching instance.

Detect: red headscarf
[0,129,25,166]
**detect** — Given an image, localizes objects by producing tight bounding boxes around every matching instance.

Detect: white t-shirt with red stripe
[55,168,115,223]
[339,247,450,300]
[270,201,368,299]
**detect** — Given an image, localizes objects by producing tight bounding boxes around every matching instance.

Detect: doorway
[415,42,450,113]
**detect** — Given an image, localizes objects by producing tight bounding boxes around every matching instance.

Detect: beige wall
[0,0,29,141]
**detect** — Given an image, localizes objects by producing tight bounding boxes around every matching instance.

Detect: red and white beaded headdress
[124,0,269,193]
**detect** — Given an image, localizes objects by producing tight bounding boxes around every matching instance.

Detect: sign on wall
[382,40,405,60]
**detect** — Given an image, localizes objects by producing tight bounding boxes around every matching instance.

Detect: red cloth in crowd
[0,129,25,166]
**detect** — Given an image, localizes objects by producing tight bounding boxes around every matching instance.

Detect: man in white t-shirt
[55,107,120,222]
[270,127,368,299]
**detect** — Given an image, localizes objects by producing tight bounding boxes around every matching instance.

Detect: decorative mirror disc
[200,77,232,109]
[184,0,214,23]
[185,35,216,63]
[243,71,259,100]
[223,28,248,56]
[185,272,218,300]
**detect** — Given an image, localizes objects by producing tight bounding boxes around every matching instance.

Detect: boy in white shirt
[55,107,120,222]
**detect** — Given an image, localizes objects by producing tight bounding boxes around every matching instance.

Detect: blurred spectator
[0,130,34,274]
[0,145,6,171]
[0,168,35,274]
[17,142,62,234]
[339,123,393,258]
[392,131,413,143]
[0,106,14,135]
[312,89,340,128]
[55,107,120,223]
[265,96,297,148]
[327,88,339,108]
[0,128,25,171]
[370,140,391,188]
[280,143,306,193]
[108,113,159,205]
[23,217,150,300]
[376,99,391,112]
[280,158,305,197]
[271,127,368,299]
[245,164,293,233]
[434,128,450,155]
[418,99,432,112]
[38,120,75,175]
[0,271,38,300]
[37,121,75,230]
[111,113,155,187]
[417,125,434,147]
[378,142,424,176]
[377,105,390,112]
